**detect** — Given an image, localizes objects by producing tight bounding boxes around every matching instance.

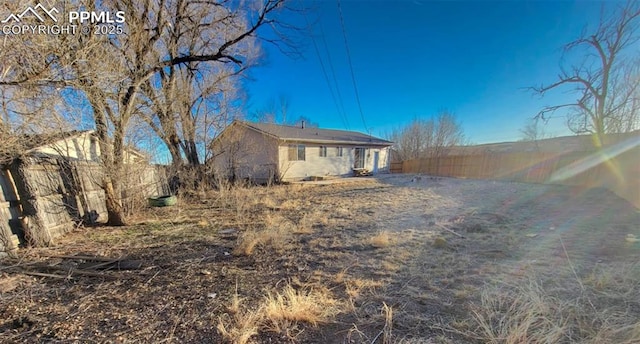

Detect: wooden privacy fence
[401,146,640,208]
[0,157,168,253]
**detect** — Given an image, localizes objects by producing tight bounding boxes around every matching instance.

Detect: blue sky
[243,0,612,144]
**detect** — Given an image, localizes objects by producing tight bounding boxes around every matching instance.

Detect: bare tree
[135,0,290,167]
[136,0,303,168]
[431,111,465,159]
[0,77,80,165]
[388,119,432,160]
[251,94,291,124]
[388,110,464,161]
[288,115,319,128]
[519,119,547,142]
[532,1,640,140]
[1,0,299,225]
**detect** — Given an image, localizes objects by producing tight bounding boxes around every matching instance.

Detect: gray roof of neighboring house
[239,121,393,146]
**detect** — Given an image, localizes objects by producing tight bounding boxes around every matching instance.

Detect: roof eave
[278,138,392,146]
[239,121,283,141]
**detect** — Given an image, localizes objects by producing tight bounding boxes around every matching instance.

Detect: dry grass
[370,231,393,248]
[432,236,448,249]
[233,231,261,256]
[4,176,639,343]
[382,302,393,344]
[381,260,401,272]
[344,278,385,299]
[280,199,302,210]
[217,284,263,344]
[456,264,640,344]
[217,282,342,343]
[296,211,327,234]
[217,308,263,344]
[263,285,340,333]
[233,228,292,256]
[233,213,295,256]
[452,285,475,300]
[464,280,569,344]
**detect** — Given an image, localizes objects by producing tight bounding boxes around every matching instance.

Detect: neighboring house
[211,121,393,182]
[21,129,146,163]
[0,130,165,251]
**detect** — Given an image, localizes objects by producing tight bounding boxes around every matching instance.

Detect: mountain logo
[1,3,59,23]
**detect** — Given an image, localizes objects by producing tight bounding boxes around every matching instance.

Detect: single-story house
[210,120,393,182]
[20,129,147,163]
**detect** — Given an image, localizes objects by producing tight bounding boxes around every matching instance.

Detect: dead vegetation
[452,263,640,344]
[370,231,394,248]
[1,175,639,343]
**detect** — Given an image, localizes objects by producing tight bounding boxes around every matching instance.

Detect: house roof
[237,121,393,146]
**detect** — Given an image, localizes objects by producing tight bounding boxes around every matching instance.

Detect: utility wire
[318,20,350,129]
[337,0,369,131]
[303,11,350,130]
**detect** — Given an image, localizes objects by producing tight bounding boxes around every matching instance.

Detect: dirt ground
[1,175,639,343]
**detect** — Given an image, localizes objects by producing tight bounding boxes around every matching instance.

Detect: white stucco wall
[30,132,145,164]
[279,144,391,181]
[32,134,101,162]
[211,125,279,182]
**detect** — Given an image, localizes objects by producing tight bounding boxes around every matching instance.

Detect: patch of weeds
[263,284,341,333]
[344,278,385,299]
[370,231,393,248]
[381,302,393,344]
[381,260,401,273]
[452,284,476,300]
[583,263,640,293]
[217,307,263,344]
[217,284,262,344]
[455,265,640,344]
[233,216,295,256]
[432,236,448,249]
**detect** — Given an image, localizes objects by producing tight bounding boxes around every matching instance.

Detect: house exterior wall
[278,144,391,181]
[31,132,144,163]
[32,133,100,161]
[211,125,279,183]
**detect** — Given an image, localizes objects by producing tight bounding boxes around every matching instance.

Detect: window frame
[319,146,328,157]
[288,144,306,161]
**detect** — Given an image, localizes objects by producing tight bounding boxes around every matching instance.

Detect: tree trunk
[168,133,184,167]
[168,142,182,167]
[184,140,200,166]
[90,100,128,226]
[103,176,126,226]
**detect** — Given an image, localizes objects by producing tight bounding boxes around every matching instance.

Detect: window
[336,147,343,157]
[288,144,305,161]
[319,146,327,157]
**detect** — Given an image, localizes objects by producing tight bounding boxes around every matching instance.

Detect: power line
[303,11,350,130]
[336,0,368,131]
[318,20,350,130]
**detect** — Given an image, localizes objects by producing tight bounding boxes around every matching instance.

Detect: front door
[354,148,365,169]
[373,151,379,174]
